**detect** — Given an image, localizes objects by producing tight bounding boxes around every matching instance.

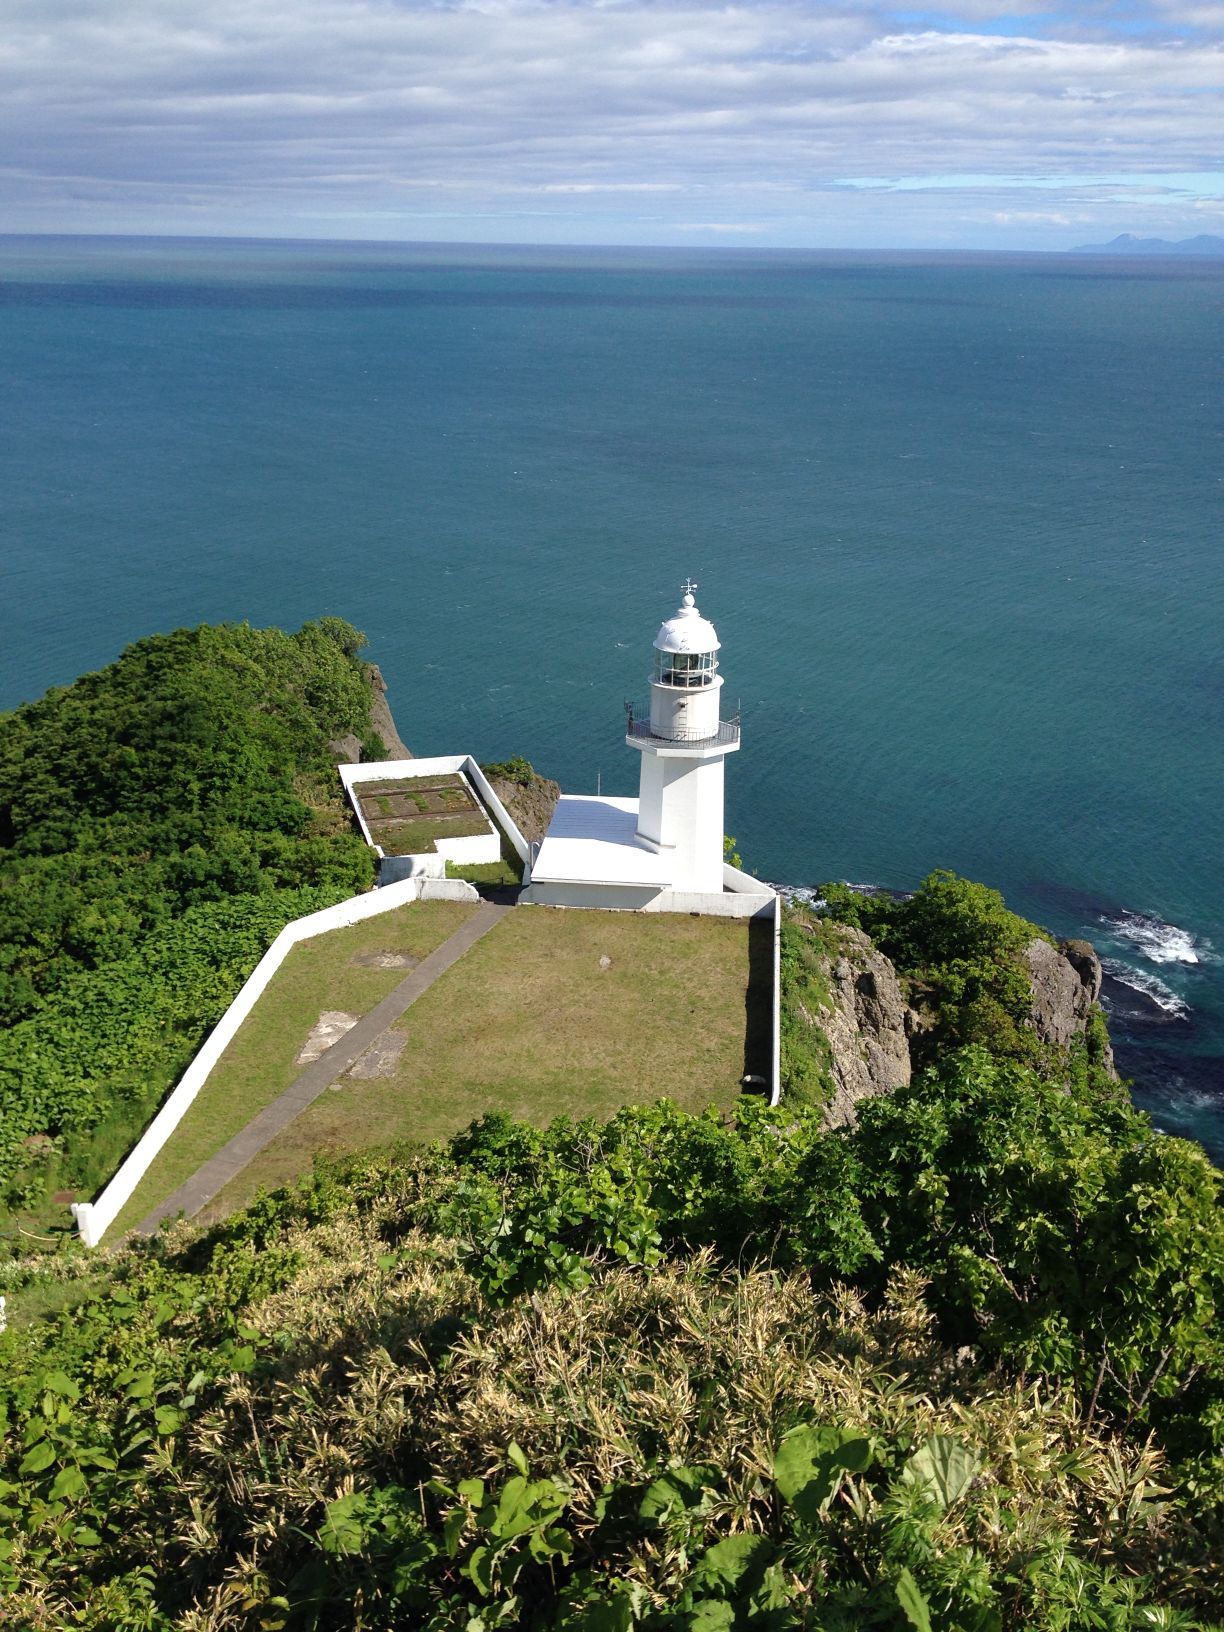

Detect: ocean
[1,234,1220,1159]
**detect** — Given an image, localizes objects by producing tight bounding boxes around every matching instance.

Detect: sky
[2,0,1222,250]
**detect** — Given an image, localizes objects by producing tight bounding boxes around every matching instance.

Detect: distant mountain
[1070,233,1224,257]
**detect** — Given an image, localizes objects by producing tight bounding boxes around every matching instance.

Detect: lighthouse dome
[653,588,721,655]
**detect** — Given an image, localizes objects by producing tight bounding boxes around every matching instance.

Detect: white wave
[777,885,826,909]
[1100,911,1205,966]
[1101,959,1190,1019]
[775,881,900,911]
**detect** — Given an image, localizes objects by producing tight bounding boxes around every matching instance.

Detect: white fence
[71,874,479,1248]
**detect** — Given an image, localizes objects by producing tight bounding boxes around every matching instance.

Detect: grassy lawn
[201,908,765,1224]
[109,900,479,1236]
[370,813,492,856]
[445,857,522,887]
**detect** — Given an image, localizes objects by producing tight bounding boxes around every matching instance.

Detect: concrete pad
[345,1029,409,1081]
[296,1011,359,1064]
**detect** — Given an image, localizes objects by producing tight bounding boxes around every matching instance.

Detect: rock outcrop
[1024,936,1115,1071]
[328,732,363,765]
[811,927,912,1129]
[367,664,411,759]
[486,769,561,845]
[332,666,411,764]
[790,923,1115,1127]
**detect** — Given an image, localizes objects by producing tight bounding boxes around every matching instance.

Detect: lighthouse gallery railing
[625,711,740,747]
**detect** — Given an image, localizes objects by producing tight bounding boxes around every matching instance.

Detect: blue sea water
[1,234,1221,1158]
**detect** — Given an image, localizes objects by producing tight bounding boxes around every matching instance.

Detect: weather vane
[680,577,698,599]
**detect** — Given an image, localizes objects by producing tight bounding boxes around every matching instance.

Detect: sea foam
[1101,959,1190,1020]
[1100,911,1205,966]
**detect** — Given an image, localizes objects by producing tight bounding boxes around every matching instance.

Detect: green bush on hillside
[0,619,379,1209]
[0,885,358,1204]
[2,1082,1221,1627]
[0,618,375,1025]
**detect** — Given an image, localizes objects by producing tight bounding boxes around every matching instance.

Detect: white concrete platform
[530,795,672,888]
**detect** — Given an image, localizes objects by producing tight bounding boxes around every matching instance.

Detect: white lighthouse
[524,581,769,916]
[626,580,740,892]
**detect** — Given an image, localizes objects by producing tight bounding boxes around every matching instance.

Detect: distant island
[1071,232,1224,256]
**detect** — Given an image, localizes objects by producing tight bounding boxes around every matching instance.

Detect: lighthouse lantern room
[524,581,760,914]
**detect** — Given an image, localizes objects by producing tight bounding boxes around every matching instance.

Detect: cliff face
[792,922,1113,1127]
[330,665,412,765]
[1024,935,1116,1075]
[810,927,912,1129]
[485,769,561,844]
[366,665,411,759]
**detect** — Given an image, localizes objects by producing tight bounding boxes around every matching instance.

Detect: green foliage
[722,834,742,870]
[0,619,379,1201]
[481,756,537,787]
[431,1083,1224,1484]
[778,918,839,1107]
[0,885,357,1202]
[0,618,374,1024]
[813,880,902,941]
[1,1123,1217,1627]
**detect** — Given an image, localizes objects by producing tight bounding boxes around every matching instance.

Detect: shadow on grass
[743,911,774,1091]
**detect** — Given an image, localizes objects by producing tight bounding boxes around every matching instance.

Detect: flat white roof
[531,796,674,888]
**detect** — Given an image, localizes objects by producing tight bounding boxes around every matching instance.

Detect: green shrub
[2,1097,1220,1626]
[480,756,536,787]
[0,619,379,1206]
[816,870,1050,1066]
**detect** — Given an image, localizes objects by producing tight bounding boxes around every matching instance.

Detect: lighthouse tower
[626,581,740,893]
[525,579,756,912]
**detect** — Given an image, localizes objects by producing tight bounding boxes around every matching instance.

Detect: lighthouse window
[655,649,716,688]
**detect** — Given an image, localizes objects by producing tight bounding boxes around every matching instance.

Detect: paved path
[136,899,509,1236]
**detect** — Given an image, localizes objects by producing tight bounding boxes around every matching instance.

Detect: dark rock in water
[1100,972,1186,1028]
[367,663,411,759]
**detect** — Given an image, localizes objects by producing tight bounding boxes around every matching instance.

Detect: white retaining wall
[770,892,782,1107]
[73,754,782,1240]
[339,756,529,875]
[71,873,479,1249]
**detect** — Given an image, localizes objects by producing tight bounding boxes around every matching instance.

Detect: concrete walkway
[136,898,510,1237]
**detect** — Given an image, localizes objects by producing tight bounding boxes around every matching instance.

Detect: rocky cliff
[367,665,411,759]
[809,927,912,1129]
[485,767,561,844]
[1024,934,1116,1076]
[790,918,1114,1127]
[329,664,412,764]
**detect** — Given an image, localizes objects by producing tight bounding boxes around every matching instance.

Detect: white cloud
[0,1,1220,245]
[990,209,1073,224]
